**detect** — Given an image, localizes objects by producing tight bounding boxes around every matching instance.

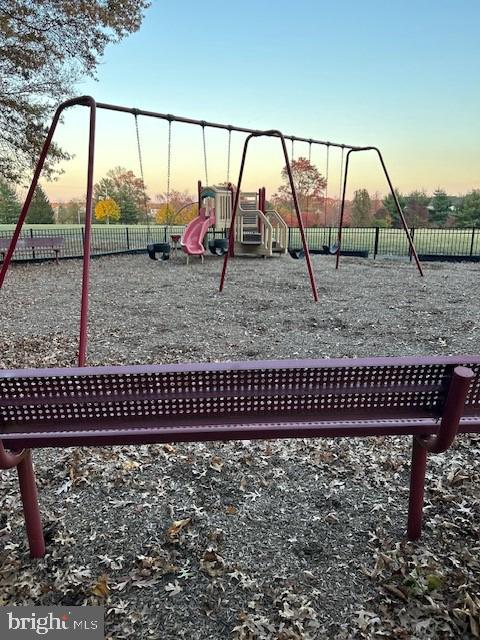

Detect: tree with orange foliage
[272,157,327,226]
[277,158,326,208]
[155,190,197,225]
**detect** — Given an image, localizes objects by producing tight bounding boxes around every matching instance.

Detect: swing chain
[166,119,172,214]
[226,128,232,185]
[306,141,313,214]
[324,144,330,227]
[290,138,295,221]
[134,113,150,227]
[202,124,209,185]
[337,146,345,230]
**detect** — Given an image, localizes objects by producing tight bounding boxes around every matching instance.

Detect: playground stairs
[265,209,288,254]
[234,193,288,257]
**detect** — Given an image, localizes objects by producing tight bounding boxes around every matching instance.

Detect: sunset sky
[44,0,480,203]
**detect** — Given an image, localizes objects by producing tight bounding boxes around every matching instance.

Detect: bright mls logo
[0,607,104,638]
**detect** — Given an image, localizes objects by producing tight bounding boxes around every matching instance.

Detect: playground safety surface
[1,254,479,639]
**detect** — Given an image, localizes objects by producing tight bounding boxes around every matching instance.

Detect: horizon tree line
[1,160,479,228]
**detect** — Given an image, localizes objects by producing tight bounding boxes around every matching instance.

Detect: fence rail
[0,225,479,263]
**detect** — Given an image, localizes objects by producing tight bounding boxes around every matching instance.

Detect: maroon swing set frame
[0,96,423,366]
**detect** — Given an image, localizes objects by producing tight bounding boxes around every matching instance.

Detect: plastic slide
[181,209,215,256]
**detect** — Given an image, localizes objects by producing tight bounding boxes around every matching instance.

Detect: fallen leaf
[200,548,225,577]
[91,575,110,598]
[164,581,182,596]
[426,573,443,591]
[210,456,224,472]
[166,518,191,541]
[163,444,176,454]
[383,583,408,602]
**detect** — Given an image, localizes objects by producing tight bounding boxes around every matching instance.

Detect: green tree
[0,0,150,183]
[382,190,407,228]
[94,167,149,224]
[405,190,429,227]
[26,185,54,223]
[350,189,372,227]
[0,178,21,223]
[455,190,480,227]
[429,189,452,226]
[371,216,391,228]
[58,199,84,224]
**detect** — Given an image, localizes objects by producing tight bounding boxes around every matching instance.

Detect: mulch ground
[1,253,479,639]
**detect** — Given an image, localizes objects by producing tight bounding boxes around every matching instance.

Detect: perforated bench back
[1,356,479,448]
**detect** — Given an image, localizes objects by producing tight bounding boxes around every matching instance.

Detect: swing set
[0,95,423,368]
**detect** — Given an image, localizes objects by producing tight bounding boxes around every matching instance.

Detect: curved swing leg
[17,451,45,558]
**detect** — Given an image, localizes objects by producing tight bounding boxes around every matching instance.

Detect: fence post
[81,226,85,255]
[288,226,291,248]
[29,228,36,260]
[126,227,130,250]
[470,227,475,257]
[328,227,332,249]
[373,227,379,260]
[409,227,415,261]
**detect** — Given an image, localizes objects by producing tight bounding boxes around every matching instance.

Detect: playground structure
[180,183,288,261]
[0,95,424,366]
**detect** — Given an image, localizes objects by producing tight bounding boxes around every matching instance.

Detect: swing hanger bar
[95,100,359,151]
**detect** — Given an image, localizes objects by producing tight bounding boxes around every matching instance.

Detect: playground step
[242,233,262,244]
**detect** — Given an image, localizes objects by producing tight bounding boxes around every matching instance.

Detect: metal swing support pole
[219,130,319,302]
[335,147,423,277]
[78,101,97,366]
[0,95,97,367]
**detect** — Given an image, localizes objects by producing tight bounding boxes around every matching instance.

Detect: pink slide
[181,208,215,257]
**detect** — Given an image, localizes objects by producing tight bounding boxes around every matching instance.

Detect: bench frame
[1,356,478,558]
[0,237,65,265]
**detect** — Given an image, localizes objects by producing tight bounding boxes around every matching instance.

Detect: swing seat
[327,243,339,255]
[147,243,171,261]
[208,239,228,257]
[288,248,305,260]
[322,245,369,259]
[147,243,158,260]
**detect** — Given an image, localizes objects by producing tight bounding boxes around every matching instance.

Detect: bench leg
[407,437,428,540]
[17,451,45,558]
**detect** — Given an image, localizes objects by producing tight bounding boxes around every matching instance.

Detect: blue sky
[47,0,480,201]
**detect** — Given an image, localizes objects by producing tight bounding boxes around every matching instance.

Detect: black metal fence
[288,226,480,259]
[1,225,479,263]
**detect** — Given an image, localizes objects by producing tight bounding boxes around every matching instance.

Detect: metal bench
[0,237,65,264]
[1,355,479,558]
